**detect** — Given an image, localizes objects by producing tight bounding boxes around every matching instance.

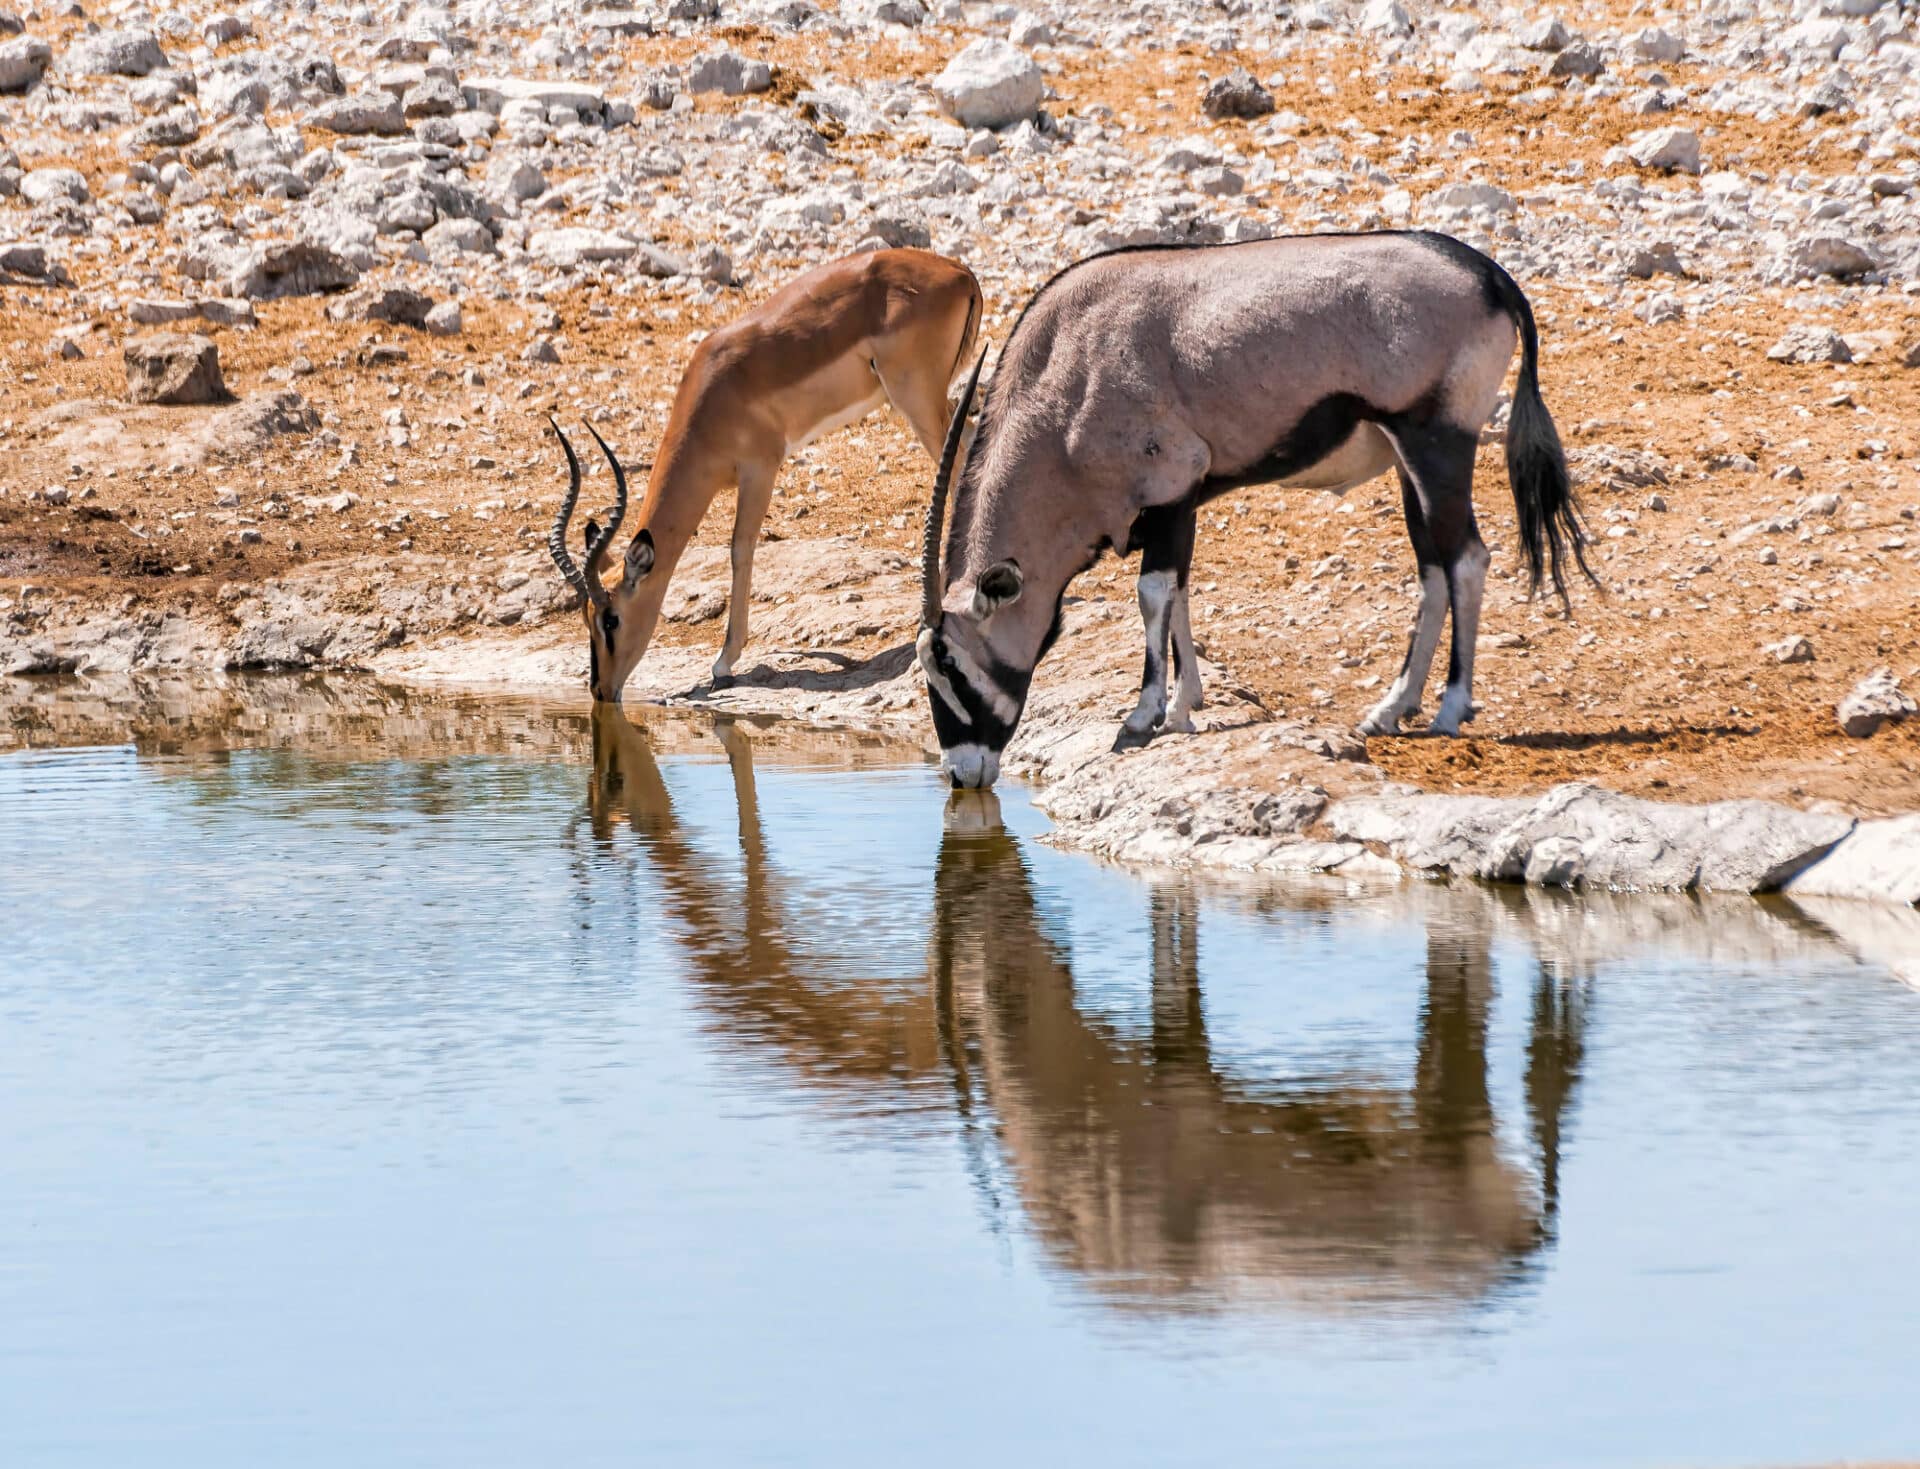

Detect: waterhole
[2,674,1917,1467]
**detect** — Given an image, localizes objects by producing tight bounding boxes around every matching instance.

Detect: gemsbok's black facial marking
[922,628,1029,755]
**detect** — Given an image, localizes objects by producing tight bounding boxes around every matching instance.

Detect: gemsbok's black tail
[1490,270,1595,607]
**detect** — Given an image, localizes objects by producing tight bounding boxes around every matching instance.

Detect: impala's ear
[624,528,655,588]
[972,559,1023,618]
[583,518,600,551]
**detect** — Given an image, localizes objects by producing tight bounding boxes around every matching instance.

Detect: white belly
[789,386,886,450]
[1278,423,1398,493]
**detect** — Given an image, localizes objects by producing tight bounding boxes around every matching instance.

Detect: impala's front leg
[1115,502,1197,750]
[713,461,778,685]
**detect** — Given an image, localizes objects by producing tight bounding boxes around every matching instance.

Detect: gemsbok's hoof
[1427,691,1477,737]
[1112,723,1156,752]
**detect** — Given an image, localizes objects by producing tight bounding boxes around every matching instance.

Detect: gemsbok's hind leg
[1360,427,1481,736]
[1431,510,1489,737]
[1116,502,1197,750]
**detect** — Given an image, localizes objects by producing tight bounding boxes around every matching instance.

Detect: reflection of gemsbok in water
[584,707,1587,1317]
[933,799,1586,1314]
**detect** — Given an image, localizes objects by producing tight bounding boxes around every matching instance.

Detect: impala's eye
[601,609,621,641]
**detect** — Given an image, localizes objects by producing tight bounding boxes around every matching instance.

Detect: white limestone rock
[61,28,166,78]
[1625,125,1701,173]
[1629,27,1684,63]
[1422,180,1517,215]
[931,39,1043,130]
[20,167,89,205]
[463,77,605,116]
[306,91,406,136]
[689,48,773,96]
[1772,234,1879,281]
[124,332,228,405]
[1516,16,1570,51]
[1784,814,1920,906]
[1330,783,1855,894]
[1360,0,1414,38]
[0,34,49,92]
[1767,324,1852,364]
[423,217,494,258]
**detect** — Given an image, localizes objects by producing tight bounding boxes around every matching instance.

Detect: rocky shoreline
[12,526,1912,933]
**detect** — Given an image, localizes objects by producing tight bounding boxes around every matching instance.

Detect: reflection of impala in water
[586,707,1587,1315]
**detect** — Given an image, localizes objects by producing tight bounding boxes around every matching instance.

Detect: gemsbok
[548,247,983,702]
[915,231,1595,789]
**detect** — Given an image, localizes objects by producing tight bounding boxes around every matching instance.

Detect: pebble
[1838,670,1918,739]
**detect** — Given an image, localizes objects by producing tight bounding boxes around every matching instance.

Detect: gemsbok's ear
[973,559,1023,618]
[624,528,655,588]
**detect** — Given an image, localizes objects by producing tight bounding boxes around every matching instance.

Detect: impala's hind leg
[1117,503,1196,750]
[1361,425,1481,737]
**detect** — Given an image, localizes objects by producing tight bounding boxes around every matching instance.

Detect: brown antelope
[547,248,983,703]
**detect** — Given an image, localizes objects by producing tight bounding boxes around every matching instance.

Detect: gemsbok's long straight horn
[920,345,990,629]
[547,416,593,603]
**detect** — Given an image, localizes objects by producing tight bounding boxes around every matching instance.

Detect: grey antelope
[916,231,1595,789]
[548,248,983,702]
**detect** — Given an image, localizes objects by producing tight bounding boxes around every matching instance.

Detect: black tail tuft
[1493,272,1595,609]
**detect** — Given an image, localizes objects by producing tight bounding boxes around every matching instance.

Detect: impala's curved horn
[547,417,595,605]
[921,345,989,629]
[580,421,629,607]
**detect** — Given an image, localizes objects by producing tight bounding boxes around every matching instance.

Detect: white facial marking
[917,628,973,727]
[939,637,1020,724]
[943,742,1000,789]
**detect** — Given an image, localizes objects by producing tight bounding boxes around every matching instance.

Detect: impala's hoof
[710,673,736,691]
[1112,723,1155,752]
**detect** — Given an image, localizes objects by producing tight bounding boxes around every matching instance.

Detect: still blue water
[1,679,1916,1468]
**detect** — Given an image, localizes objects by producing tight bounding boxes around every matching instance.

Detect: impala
[548,247,983,702]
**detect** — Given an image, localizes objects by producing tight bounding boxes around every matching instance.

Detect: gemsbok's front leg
[1116,502,1198,750]
[1164,566,1203,734]
[713,460,778,685]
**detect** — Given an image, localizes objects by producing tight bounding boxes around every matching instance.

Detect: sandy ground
[4,29,1920,817]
